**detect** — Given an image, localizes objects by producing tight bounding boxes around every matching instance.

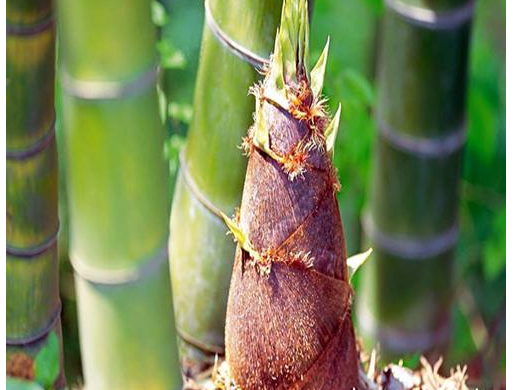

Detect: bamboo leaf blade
[34,332,60,389]
[310,37,330,98]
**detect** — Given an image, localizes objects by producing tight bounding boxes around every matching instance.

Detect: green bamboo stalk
[6,0,66,387]
[168,0,282,369]
[357,0,473,358]
[57,1,182,388]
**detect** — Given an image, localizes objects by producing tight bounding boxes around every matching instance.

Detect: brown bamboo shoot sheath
[6,0,65,386]
[168,0,282,369]
[358,0,473,357]
[224,1,360,387]
[58,0,182,388]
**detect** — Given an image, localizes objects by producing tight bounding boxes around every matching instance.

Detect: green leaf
[164,134,186,161]
[448,304,478,365]
[278,0,297,81]
[310,37,330,98]
[157,86,167,124]
[342,69,375,106]
[276,0,310,82]
[168,102,193,124]
[253,103,270,151]
[466,85,497,165]
[221,213,246,247]
[361,0,384,15]
[347,248,372,278]
[34,331,60,389]
[6,378,44,390]
[483,206,506,281]
[151,1,169,27]
[251,101,284,163]
[156,40,187,70]
[264,35,289,110]
[298,0,310,69]
[220,212,261,261]
[399,352,420,370]
[324,103,341,153]
[163,134,186,175]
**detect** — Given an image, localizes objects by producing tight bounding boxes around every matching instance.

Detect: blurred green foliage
[159,0,203,138]
[34,332,60,390]
[453,0,505,385]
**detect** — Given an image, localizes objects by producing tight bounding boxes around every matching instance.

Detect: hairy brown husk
[6,353,35,381]
[225,83,360,388]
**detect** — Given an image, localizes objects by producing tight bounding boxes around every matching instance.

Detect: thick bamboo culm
[57,1,182,388]
[168,0,282,369]
[357,0,473,357]
[6,0,66,387]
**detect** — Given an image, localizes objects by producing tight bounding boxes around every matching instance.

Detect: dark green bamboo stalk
[357,0,473,358]
[57,1,182,388]
[6,0,66,387]
[168,0,282,369]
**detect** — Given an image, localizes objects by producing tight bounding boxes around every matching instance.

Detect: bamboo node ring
[179,149,225,222]
[362,213,459,260]
[357,303,451,352]
[385,0,475,30]
[6,223,60,258]
[7,14,54,36]
[61,65,158,100]
[376,117,467,158]
[6,301,62,346]
[204,0,269,70]
[176,327,225,356]
[70,240,169,285]
[6,117,56,160]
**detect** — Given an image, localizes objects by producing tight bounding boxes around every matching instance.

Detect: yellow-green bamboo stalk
[6,0,65,387]
[168,0,282,370]
[57,0,182,388]
[358,0,474,358]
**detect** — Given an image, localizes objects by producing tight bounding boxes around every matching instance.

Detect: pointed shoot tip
[347,248,373,279]
[325,103,342,153]
[310,37,330,98]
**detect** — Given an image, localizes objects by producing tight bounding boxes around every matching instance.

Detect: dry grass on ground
[183,349,473,390]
